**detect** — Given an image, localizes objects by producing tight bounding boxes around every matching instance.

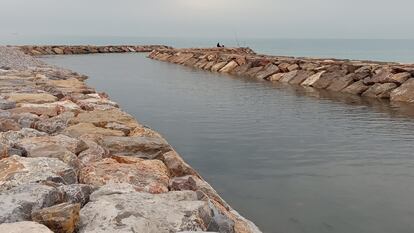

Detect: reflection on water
[42,53,414,233]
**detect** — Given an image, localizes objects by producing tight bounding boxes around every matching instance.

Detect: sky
[0,0,413,39]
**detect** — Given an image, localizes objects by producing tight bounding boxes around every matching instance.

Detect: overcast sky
[1,0,413,39]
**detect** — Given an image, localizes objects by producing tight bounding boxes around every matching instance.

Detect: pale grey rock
[58,184,96,207]
[0,221,53,233]
[0,155,77,191]
[0,184,64,223]
[78,184,235,233]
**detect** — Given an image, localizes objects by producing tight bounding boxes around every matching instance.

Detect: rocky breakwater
[17,45,172,56]
[149,48,414,103]
[0,46,261,233]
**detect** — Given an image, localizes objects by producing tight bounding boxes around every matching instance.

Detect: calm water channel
[42,53,414,233]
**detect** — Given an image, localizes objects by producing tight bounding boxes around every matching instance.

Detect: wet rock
[361,83,397,98]
[78,184,232,233]
[58,184,95,207]
[0,155,77,191]
[0,221,54,233]
[219,61,239,73]
[341,80,370,95]
[390,79,414,102]
[32,202,80,233]
[279,70,298,83]
[301,71,326,86]
[79,156,170,194]
[101,135,171,159]
[327,74,355,91]
[255,64,280,80]
[0,118,21,132]
[245,66,264,77]
[288,70,315,85]
[231,63,251,76]
[161,151,199,177]
[0,184,64,223]
[64,122,125,137]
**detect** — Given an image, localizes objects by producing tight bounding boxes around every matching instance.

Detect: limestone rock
[0,221,53,233]
[64,122,125,137]
[327,74,355,91]
[161,151,199,177]
[288,70,315,85]
[69,109,140,129]
[16,134,87,155]
[0,118,21,132]
[219,61,239,73]
[245,66,264,77]
[77,135,109,166]
[0,98,16,110]
[101,135,171,159]
[301,71,326,86]
[279,70,298,83]
[58,184,95,207]
[390,79,414,102]
[268,73,284,82]
[78,184,233,233]
[254,64,280,80]
[0,155,77,191]
[361,83,397,98]
[32,202,80,233]
[53,47,64,54]
[7,93,57,104]
[312,70,347,89]
[79,156,170,194]
[33,112,74,134]
[0,184,64,223]
[390,72,411,84]
[341,80,370,95]
[211,62,229,72]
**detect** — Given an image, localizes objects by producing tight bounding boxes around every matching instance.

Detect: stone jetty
[0,46,261,233]
[18,45,172,56]
[149,48,414,103]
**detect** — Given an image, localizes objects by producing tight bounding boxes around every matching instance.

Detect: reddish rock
[342,80,370,95]
[279,70,298,83]
[32,202,80,233]
[362,83,397,98]
[390,79,414,102]
[288,70,315,85]
[327,74,355,91]
[255,64,280,79]
[79,156,170,194]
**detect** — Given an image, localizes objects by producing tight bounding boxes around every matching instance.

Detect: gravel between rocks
[0,46,46,70]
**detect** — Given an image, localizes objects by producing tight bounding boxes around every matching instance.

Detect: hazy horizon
[1,0,414,39]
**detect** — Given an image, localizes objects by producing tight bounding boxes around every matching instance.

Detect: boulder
[390,79,414,102]
[16,134,87,155]
[79,156,170,194]
[341,80,370,95]
[69,109,140,129]
[0,155,77,191]
[78,184,233,233]
[58,184,95,207]
[161,151,199,177]
[312,70,347,89]
[268,73,284,82]
[254,64,280,80]
[64,123,125,137]
[0,221,53,233]
[390,72,411,84]
[0,184,64,223]
[211,62,229,72]
[0,98,16,110]
[279,70,298,83]
[353,66,372,81]
[7,93,57,104]
[361,83,397,98]
[101,135,171,159]
[362,69,409,84]
[33,112,74,134]
[288,70,315,85]
[327,74,355,91]
[32,202,80,233]
[0,118,21,132]
[245,66,264,77]
[301,71,326,86]
[219,61,239,73]
[77,135,109,166]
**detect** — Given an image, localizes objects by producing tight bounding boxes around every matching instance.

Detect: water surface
[42,53,414,233]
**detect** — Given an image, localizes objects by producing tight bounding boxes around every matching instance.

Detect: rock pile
[0,48,261,233]
[149,48,414,103]
[18,45,173,56]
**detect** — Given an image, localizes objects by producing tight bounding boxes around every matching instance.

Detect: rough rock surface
[0,221,53,233]
[31,202,80,233]
[78,183,234,233]
[390,79,414,102]
[79,156,170,194]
